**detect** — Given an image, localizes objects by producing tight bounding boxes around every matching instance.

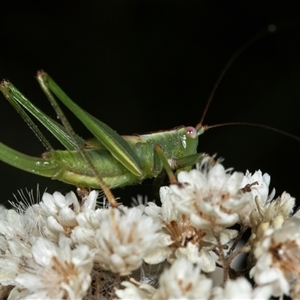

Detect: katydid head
[177,125,207,158]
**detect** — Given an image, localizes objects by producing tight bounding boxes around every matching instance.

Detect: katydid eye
[185,126,197,138]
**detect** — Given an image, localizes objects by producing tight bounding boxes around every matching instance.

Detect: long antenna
[196,24,277,131]
[204,122,300,143]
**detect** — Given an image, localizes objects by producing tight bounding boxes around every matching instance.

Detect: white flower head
[250,216,300,297]
[40,190,99,241]
[170,161,250,231]
[144,163,242,272]
[145,187,222,272]
[153,257,212,299]
[95,207,161,275]
[15,235,94,299]
[0,206,41,285]
[250,191,295,242]
[211,277,272,299]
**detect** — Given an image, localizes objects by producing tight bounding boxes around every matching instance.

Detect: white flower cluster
[0,159,299,299]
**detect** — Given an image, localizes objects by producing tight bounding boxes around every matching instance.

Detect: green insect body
[0,73,206,190]
[51,129,201,188]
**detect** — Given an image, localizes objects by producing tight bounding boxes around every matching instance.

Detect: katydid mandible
[0,71,208,200]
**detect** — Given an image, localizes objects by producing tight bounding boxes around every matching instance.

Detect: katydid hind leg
[0,80,53,151]
[0,80,80,151]
[36,71,119,207]
[37,71,143,178]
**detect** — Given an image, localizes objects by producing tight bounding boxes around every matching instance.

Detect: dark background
[0,1,300,206]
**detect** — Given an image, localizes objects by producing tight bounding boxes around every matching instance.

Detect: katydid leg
[0,80,81,151]
[36,71,119,207]
[171,153,209,170]
[36,71,143,177]
[154,145,177,185]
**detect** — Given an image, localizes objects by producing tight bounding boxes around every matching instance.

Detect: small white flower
[250,191,295,238]
[40,190,99,241]
[211,277,272,299]
[15,235,94,299]
[95,207,161,275]
[152,257,212,299]
[145,188,218,271]
[71,208,104,248]
[171,162,250,230]
[0,206,40,285]
[250,216,300,297]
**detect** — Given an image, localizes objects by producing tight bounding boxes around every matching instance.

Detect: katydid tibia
[0,71,208,205]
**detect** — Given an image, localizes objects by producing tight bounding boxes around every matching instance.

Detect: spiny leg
[0,80,53,151]
[0,80,82,151]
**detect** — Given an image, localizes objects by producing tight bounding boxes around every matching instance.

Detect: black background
[1,1,300,206]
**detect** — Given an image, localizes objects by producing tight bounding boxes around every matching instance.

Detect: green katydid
[1,28,297,206]
[0,71,208,205]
